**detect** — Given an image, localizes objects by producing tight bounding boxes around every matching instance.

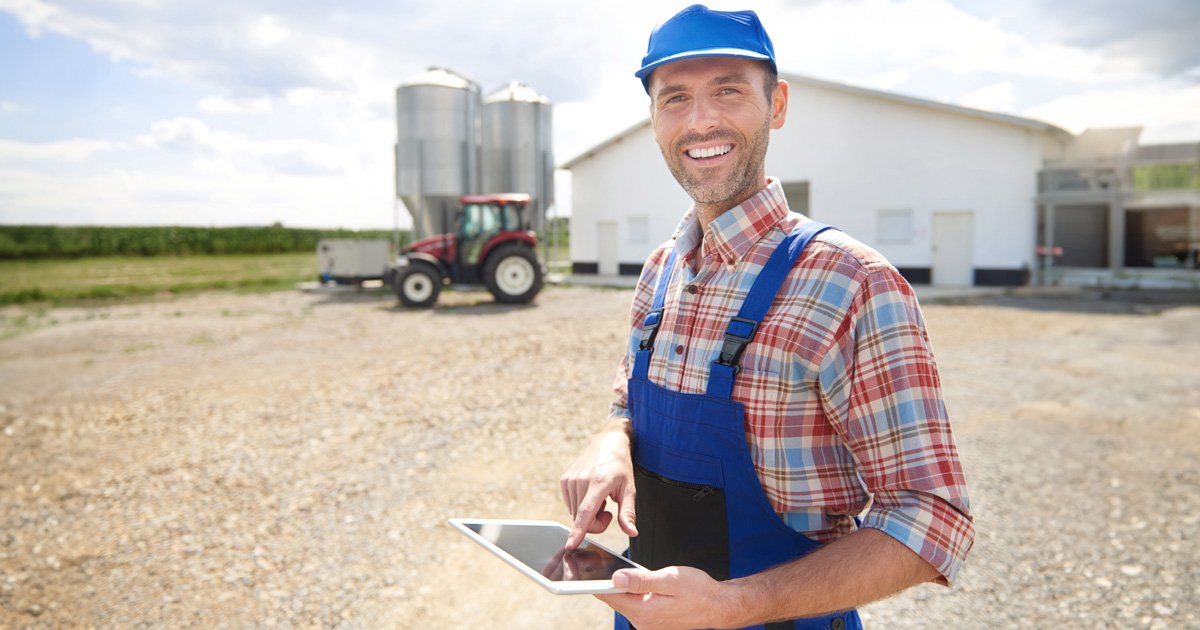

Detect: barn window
[877,209,914,243]
[628,216,649,244]
[781,180,810,216]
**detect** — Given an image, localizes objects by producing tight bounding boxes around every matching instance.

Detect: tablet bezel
[448,517,640,595]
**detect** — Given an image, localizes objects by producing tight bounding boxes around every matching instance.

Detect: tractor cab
[388,193,544,307]
[454,194,533,284]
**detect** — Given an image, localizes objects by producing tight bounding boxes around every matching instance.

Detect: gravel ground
[0,285,1197,629]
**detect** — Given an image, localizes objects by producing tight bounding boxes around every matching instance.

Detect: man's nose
[687,97,719,133]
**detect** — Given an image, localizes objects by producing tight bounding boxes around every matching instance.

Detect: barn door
[932,211,974,286]
[597,221,618,276]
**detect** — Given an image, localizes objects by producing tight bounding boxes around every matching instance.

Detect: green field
[0,253,317,304]
[0,225,401,259]
[0,219,571,305]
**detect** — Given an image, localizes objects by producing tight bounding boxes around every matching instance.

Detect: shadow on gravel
[306,290,394,306]
[299,285,542,314]
[427,301,537,317]
[929,288,1200,316]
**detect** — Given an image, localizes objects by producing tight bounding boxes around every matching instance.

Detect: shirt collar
[671,178,790,266]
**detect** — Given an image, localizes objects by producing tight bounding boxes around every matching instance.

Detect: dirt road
[1,286,1196,628]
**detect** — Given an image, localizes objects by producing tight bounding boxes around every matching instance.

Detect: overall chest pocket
[630,458,730,581]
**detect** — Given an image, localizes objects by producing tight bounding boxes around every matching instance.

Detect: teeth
[687,144,732,159]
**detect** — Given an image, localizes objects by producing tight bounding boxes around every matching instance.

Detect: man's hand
[597,529,939,626]
[559,418,637,549]
[596,566,742,630]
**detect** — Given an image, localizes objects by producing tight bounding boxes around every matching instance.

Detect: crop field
[0,225,399,259]
[0,253,315,304]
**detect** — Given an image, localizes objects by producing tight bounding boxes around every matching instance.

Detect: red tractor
[385,193,544,307]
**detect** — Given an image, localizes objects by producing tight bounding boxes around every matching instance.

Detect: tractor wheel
[394,263,441,308]
[483,245,543,304]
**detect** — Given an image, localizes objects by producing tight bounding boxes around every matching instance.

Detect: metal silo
[481,81,554,239]
[395,67,481,239]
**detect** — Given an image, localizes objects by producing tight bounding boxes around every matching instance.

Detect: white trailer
[316,239,390,285]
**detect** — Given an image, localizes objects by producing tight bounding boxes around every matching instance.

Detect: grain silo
[481,81,555,240]
[394,67,482,239]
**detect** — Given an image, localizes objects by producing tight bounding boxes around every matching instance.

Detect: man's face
[647,57,787,210]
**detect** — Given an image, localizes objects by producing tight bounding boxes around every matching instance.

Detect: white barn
[563,73,1073,287]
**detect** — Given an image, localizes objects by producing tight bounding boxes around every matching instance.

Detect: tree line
[0,225,408,259]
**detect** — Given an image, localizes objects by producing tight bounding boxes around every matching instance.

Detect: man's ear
[770,79,789,130]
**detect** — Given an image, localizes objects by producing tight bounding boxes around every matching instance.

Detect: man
[560,5,974,630]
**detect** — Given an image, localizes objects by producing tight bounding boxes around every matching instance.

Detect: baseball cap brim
[634,47,774,81]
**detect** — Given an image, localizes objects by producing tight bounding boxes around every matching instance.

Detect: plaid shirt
[610,179,974,584]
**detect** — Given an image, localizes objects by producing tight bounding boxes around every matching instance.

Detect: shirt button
[686,284,699,294]
[674,345,684,355]
[831,619,845,630]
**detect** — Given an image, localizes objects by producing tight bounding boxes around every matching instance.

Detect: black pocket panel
[630,463,730,581]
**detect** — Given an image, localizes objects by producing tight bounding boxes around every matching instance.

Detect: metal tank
[480,81,554,240]
[395,67,481,239]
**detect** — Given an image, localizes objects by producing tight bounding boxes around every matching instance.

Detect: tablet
[448,518,642,595]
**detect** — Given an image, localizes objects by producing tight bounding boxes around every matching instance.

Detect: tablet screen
[459,520,637,582]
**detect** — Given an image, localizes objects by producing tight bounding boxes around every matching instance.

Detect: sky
[0,0,1197,229]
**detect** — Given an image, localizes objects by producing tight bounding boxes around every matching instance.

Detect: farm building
[1038,128,1200,287]
[562,73,1200,288]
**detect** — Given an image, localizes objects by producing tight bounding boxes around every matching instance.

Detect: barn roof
[560,72,1071,170]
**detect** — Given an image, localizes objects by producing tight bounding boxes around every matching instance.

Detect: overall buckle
[639,309,664,351]
[716,316,758,368]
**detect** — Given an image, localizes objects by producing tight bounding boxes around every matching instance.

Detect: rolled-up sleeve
[819,265,974,584]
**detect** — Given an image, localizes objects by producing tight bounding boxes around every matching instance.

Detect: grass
[0,253,315,305]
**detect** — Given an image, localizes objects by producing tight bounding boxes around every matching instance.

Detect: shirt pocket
[733,364,827,469]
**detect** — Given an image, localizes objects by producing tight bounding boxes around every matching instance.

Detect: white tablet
[448,517,642,595]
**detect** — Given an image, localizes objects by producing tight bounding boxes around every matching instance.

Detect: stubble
[662,116,771,213]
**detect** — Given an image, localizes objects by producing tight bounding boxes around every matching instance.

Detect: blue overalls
[617,222,863,630]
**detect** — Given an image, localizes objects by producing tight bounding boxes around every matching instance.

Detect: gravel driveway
[1,285,1196,629]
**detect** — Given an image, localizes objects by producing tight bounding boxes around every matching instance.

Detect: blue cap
[635,4,776,93]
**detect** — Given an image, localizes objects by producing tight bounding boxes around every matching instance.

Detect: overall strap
[706,222,836,399]
[632,247,679,380]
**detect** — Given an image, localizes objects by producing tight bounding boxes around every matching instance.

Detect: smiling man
[560,5,974,630]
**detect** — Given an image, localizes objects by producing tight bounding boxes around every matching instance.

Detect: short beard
[663,117,771,210]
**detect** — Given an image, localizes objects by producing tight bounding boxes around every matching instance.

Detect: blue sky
[1,0,1198,229]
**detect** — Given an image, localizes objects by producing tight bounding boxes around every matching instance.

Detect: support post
[1109,196,1125,270]
[1041,203,1056,285]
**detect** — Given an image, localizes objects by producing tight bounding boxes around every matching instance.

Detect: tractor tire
[483,245,543,304]
[394,263,441,308]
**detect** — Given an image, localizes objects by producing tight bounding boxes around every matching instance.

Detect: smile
[686,144,733,159]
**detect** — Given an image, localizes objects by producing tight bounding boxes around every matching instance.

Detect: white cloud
[3,0,353,95]
[0,162,393,228]
[0,100,33,114]
[197,96,273,115]
[1021,0,1200,77]
[770,0,1146,85]
[136,117,348,177]
[0,138,114,162]
[862,69,911,91]
[251,14,288,48]
[284,88,319,106]
[957,81,1017,113]
[0,0,58,35]
[1022,82,1200,142]
[553,69,651,165]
